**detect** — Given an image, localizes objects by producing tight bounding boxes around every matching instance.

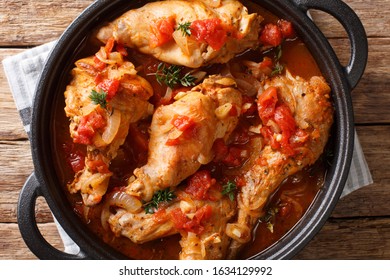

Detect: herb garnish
[155,63,197,88]
[260,207,279,233]
[176,21,192,37]
[143,189,176,214]
[222,181,237,201]
[271,45,284,76]
[89,89,108,109]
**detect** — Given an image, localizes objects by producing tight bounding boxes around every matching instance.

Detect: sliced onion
[235,78,258,96]
[163,87,173,101]
[197,152,212,165]
[167,127,184,140]
[79,172,110,194]
[266,119,281,134]
[109,61,137,80]
[82,103,99,116]
[92,133,107,148]
[190,71,207,84]
[225,223,251,243]
[215,103,233,119]
[172,30,191,56]
[174,90,190,101]
[95,47,124,64]
[215,77,236,87]
[208,0,221,7]
[101,191,143,231]
[102,109,121,145]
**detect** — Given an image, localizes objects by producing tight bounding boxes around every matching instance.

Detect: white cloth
[2,41,373,253]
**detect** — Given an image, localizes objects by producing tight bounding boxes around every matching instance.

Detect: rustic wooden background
[0,0,389,259]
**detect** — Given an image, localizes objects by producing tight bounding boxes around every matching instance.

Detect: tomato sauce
[51,1,331,260]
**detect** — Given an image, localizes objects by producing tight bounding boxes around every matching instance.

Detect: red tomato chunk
[171,115,196,131]
[150,16,176,48]
[184,170,216,200]
[171,205,213,234]
[191,18,227,50]
[97,78,120,100]
[74,109,106,145]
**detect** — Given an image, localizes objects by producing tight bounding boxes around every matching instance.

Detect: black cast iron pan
[17,0,368,259]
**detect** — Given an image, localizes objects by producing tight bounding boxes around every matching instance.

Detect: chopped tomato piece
[97,79,120,100]
[260,56,274,69]
[277,19,296,39]
[115,43,128,57]
[222,146,247,167]
[104,37,115,55]
[191,18,227,50]
[274,104,296,137]
[152,208,170,223]
[74,109,106,145]
[171,115,195,131]
[86,158,110,174]
[261,126,280,150]
[166,115,197,146]
[241,95,257,116]
[150,16,176,48]
[212,138,248,167]
[274,104,297,155]
[62,143,85,173]
[93,55,106,71]
[184,170,216,200]
[257,86,278,122]
[258,87,303,155]
[260,23,283,47]
[171,205,213,234]
[165,138,181,146]
[213,138,229,162]
[170,208,188,229]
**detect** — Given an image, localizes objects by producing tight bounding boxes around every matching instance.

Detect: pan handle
[290,0,368,89]
[17,173,88,260]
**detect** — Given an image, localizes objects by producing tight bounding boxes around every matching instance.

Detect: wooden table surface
[1,0,389,260]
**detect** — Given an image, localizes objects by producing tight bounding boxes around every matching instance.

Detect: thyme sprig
[176,21,192,37]
[89,89,108,109]
[143,189,176,214]
[155,63,197,88]
[260,206,279,233]
[222,181,237,201]
[271,45,284,76]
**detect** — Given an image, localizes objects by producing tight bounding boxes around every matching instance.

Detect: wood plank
[0,0,387,47]
[295,217,390,259]
[331,126,390,218]
[0,0,94,47]
[0,223,63,260]
[0,140,55,223]
[326,38,390,124]
[310,0,390,38]
[0,48,28,140]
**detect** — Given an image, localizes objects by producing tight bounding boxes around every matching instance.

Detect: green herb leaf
[260,207,279,233]
[271,45,284,76]
[144,189,176,214]
[271,61,284,76]
[155,63,197,88]
[180,72,197,87]
[176,21,192,37]
[221,181,237,201]
[89,89,108,109]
